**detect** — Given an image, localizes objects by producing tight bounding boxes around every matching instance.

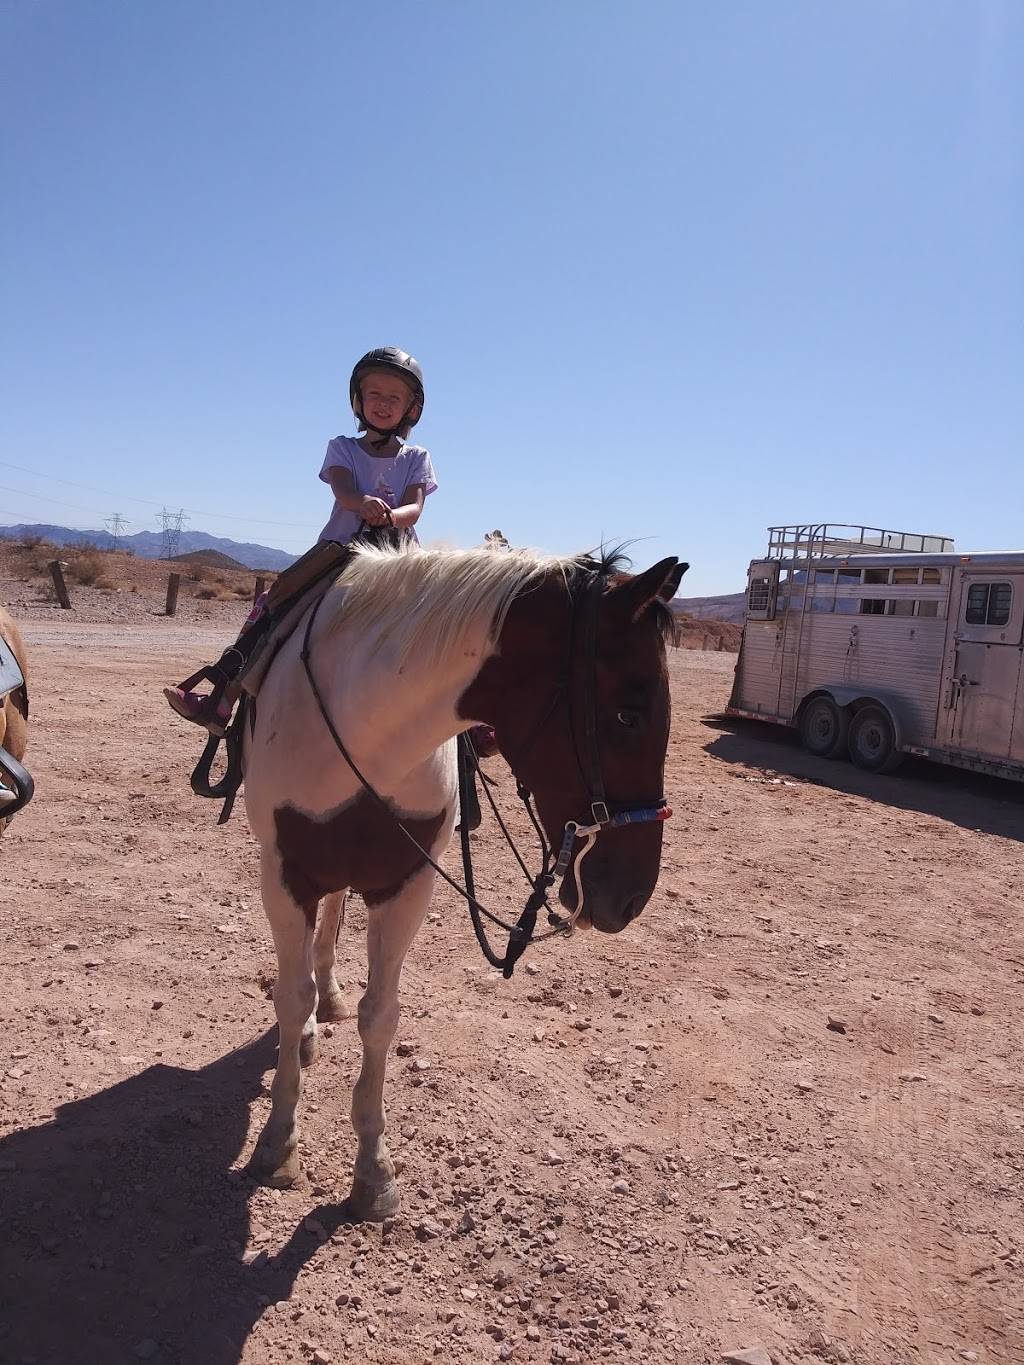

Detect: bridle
[300,566,672,978]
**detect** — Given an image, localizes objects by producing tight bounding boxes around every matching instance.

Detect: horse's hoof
[344,1177,400,1223]
[316,992,355,1023]
[299,1032,318,1068]
[247,1143,300,1188]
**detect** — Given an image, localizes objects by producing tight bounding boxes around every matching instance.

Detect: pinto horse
[242,543,685,1217]
[0,605,31,831]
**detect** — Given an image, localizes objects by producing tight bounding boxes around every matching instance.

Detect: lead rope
[300,596,572,978]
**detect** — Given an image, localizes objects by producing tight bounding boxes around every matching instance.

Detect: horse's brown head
[460,553,686,934]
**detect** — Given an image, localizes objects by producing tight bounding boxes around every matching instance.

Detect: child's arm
[325,467,392,526]
[389,484,426,531]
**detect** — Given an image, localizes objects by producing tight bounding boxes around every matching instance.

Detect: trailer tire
[798,695,850,759]
[847,704,903,774]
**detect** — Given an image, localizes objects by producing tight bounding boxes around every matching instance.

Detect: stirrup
[190,695,250,824]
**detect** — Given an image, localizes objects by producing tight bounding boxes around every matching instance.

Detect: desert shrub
[65,549,107,586]
[11,540,55,576]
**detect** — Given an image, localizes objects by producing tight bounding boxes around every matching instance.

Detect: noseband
[300,568,671,977]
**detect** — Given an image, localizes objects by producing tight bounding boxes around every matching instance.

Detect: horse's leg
[247,858,316,1188]
[346,869,435,1221]
[314,890,354,1022]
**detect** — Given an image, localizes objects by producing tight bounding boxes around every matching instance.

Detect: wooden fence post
[49,560,71,610]
[253,576,266,604]
[165,572,181,617]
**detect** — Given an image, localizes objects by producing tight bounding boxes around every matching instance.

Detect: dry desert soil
[0,591,1022,1365]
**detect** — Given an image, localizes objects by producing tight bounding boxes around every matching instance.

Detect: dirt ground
[1,611,1022,1365]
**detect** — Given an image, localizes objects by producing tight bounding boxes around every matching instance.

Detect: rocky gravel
[0,619,1021,1364]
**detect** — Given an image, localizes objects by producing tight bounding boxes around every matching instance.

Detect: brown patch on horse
[274,793,447,922]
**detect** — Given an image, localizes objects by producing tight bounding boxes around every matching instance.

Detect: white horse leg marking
[314,890,353,1022]
[247,857,316,1187]
[346,866,437,1221]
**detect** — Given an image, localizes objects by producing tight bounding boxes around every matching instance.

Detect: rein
[299,568,671,977]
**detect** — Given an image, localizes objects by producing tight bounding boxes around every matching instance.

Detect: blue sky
[2,1,1021,595]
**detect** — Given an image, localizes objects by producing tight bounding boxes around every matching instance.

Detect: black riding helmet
[350,347,425,448]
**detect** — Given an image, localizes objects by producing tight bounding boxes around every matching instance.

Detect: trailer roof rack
[766,524,955,560]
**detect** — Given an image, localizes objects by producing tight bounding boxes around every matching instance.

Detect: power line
[0,482,116,520]
[105,512,129,550]
[157,507,189,560]
[0,459,317,530]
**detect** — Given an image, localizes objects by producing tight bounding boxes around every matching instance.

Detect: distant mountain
[0,523,298,571]
[0,521,747,616]
[673,591,745,623]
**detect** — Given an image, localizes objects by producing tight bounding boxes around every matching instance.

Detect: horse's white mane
[325,543,581,665]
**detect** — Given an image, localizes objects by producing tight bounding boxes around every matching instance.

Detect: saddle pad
[0,632,24,702]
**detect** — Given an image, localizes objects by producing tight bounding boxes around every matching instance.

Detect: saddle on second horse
[0,630,33,819]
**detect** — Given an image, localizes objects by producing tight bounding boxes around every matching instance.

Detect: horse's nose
[622,892,647,924]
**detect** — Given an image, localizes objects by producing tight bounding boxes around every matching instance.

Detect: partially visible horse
[0,605,31,831]
[241,543,685,1217]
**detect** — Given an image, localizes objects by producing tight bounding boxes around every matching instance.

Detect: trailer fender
[800,687,906,752]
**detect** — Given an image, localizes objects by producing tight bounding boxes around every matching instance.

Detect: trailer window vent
[748,577,772,614]
[966,582,1012,627]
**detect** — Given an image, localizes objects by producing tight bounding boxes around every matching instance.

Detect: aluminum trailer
[727,523,1024,781]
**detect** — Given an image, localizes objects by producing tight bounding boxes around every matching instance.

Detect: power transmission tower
[158,507,189,560]
[104,512,129,552]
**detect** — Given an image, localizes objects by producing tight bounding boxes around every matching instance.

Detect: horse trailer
[727,523,1024,781]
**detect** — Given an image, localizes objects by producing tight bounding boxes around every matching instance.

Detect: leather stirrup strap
[189,695,248,823]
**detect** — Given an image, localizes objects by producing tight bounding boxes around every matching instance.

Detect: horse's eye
[617,708,641,729]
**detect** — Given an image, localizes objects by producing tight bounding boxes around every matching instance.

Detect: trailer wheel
[798,695,849,759]
[847,704,903,774]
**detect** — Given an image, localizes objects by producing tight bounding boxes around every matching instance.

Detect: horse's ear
[658,561,688,602]
[607,557,687,619]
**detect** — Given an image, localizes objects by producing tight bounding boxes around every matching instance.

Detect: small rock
[525,962,540,976]
[544,1150,565,1166]
[383,1282,402,1296]
[608,985,623,998]
[721,1347,773,1365]
[798,1190,820,1204]
[133,1341,158,1360]
[62,941,81,951]
[533,1029,546,1043]
[526,1325,541,1341]
[795,1081,815,1094]
[396,1040,416,1057]
[458,1211,475,1235]
[411,1057,431,1073]
[959,1352,979,1362]
[152,1000,164,1011]
[826,1015,847,1034]
[460,1286,478,1301]
[928,1013,945,1025]
[611,1179,630,1195]
[899,1072,927,1083]
[970,1005,985,1017]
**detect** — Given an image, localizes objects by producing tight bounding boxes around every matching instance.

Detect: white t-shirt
[317,436,438,544]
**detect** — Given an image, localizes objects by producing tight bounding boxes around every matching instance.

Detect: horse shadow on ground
[703,714,1024,844]
[0,1029,352,1365]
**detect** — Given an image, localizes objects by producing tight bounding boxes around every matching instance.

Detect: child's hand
[360,496,392,526]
